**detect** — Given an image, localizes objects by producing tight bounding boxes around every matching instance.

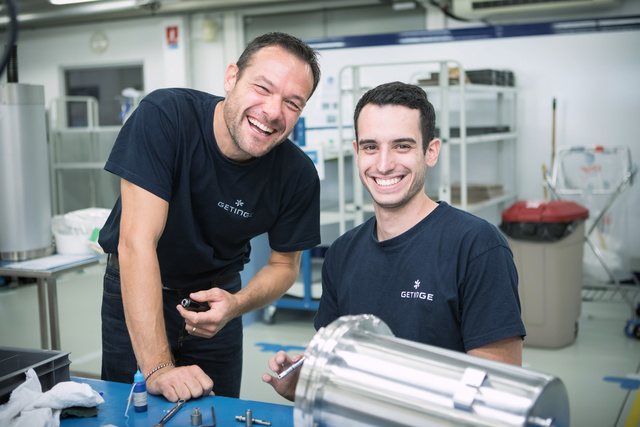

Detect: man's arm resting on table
[119,179,213,402]
[467,336,523,366]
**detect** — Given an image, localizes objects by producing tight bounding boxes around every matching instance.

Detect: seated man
[262,81,526,401]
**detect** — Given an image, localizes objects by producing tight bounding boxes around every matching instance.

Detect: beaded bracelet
[145,362,174,381]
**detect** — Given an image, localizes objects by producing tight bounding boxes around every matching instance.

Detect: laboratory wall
[2,8,639,264]
[303,28,640,262]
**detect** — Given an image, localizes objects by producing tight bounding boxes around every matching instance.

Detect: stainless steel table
[0,253,106,350]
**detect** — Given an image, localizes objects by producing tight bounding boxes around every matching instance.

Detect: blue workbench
[63,377,294,427]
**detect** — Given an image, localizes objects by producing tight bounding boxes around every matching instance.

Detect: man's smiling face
[221,45,314,162]
[354,104,429,211]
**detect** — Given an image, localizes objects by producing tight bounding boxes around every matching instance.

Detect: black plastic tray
[0,346,71,404]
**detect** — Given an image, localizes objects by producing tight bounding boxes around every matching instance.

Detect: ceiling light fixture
[49,0,102,5]
[392,1,417,11]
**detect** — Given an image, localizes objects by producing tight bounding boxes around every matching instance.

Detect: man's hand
[146,364,214,402]
[177,250,301,340]
[261,351,303,402]
[177,288,238,338]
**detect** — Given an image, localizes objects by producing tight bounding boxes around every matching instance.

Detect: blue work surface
[63,377,294,427]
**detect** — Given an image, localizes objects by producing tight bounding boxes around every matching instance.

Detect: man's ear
[352,139,358,154]
[426,138,441,167]
[224,63,239,92]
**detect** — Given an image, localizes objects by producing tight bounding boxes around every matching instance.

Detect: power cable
[426,0,491,25]
[1,0,18,79]
[427,0,471,22]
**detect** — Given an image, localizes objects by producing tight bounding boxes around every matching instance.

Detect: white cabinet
[336,60,518,227]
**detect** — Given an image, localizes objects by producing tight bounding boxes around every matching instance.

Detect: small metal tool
[191,407,202,426]
[278,356,305,379]
[234,414,272,426]
[201,407,216,427]
[153,399,186,427]
[181,298,209,312]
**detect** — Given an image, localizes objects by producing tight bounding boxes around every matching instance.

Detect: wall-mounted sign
[166,26,179,49]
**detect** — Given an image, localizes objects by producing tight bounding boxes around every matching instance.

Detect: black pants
[100,264,243,398]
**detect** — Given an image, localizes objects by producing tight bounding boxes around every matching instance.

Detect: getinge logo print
[400,279,434,301]
[217,199,254,218]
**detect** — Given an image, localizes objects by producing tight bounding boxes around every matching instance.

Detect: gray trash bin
[501,200,589,348]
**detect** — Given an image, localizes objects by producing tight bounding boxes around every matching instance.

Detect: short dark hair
[236,32,321,99]
[353,81,436,153]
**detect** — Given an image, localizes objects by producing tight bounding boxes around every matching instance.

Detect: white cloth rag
[0,368,104,427]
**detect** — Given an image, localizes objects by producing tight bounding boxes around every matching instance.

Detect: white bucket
[52,208,111,255]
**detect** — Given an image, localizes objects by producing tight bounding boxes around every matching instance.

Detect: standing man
[99,32,322,402]
[263,81,525,401]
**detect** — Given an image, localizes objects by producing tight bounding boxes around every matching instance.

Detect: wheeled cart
[545,146,640,339]
[263,249,321,324]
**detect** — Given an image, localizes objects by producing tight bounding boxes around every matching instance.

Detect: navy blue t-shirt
[314,202,525,352]
[99,88,321,290]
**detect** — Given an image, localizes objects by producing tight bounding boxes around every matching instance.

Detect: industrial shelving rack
[48,96,120,215]
[336,59,519,230]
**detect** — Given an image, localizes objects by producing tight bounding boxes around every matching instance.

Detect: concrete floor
[1,264,639,426]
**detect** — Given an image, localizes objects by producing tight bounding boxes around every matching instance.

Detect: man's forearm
[468,336,523,366]
[120,250,173,376]
[231,250,301,318]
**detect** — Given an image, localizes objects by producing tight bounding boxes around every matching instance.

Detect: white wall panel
[3,11,639,259]
[303,29,640,258]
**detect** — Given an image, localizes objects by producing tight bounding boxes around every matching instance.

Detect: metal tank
[0,83,54,260]
[294,314,569,427]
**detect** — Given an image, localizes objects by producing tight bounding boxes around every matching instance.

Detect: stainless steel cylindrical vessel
[294,314,569,427]
[0,83,53,260]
